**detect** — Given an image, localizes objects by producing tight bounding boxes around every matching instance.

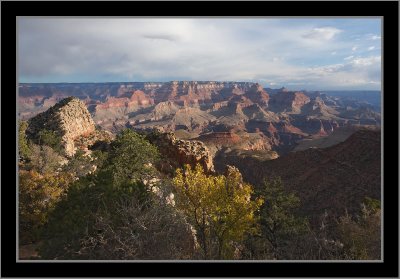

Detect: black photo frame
[2,1,398,277]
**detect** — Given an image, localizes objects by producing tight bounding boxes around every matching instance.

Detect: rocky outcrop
[147,132,214,173]
[27,97,96,156]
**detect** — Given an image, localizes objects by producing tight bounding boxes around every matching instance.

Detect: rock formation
[26,97,97,156]
[269,91,310,113]
[147,131,214,173]
[19,82,381,158]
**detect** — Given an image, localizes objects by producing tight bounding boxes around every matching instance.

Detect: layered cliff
[20,82,381,158]
[269,91,310,113]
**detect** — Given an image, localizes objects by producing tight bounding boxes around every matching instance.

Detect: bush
[19,170,74,244]
[336,203,381,260]
[62,150,96,178]
[36,129,64,155]
[27,145,64,174]
[77,195,196,260]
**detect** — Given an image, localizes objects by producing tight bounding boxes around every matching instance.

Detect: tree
[173,164,263,259]
[38,174,105,259]
[36,129,64,154]
[105,129,160,187]
[257,177,308,259]
[18,120,31,160]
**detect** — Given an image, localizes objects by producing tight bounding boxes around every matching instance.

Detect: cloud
[302,27,342,41]
[18,18,381,90]
[368,46,375,51]
[344,55,354,60]
[142,34,180,42]
[371,35,381,40]
[352,46,358,51]
[292,52,380,90]
[351,56,381,66]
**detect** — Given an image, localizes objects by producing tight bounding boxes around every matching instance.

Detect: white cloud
[351,56,381,66]
[344,55,354,60]
[18,18,381,90]
[371,35,381,40]
[368,46,375,51]
[300,54,381,88]
[302,27,342,41]
[352,46,358,51]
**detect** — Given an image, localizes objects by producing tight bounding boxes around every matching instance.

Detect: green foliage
[38,174,110,259]
[106,129,160,186]
[19,170,74,244]
[91,150,108,169]
[18,120,31,160]
[26,125,380,260]
[173,164,263,259]
[38,172,193,259]
[38,129,165,259]
[256,177,308,259]
[36,129,63,154]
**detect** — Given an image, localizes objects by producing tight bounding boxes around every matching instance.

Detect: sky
[18,18,382,90]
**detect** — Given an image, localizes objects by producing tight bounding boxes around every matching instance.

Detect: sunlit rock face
[27,97,96,156]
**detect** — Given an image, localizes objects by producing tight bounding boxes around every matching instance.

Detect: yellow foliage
[173,164,263,259]
[19,170,74,243]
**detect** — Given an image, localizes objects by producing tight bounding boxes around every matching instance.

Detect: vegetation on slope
[18,120,381,260]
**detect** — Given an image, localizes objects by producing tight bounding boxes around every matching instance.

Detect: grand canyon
[18,81,381,261]
[19,81,381,156]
